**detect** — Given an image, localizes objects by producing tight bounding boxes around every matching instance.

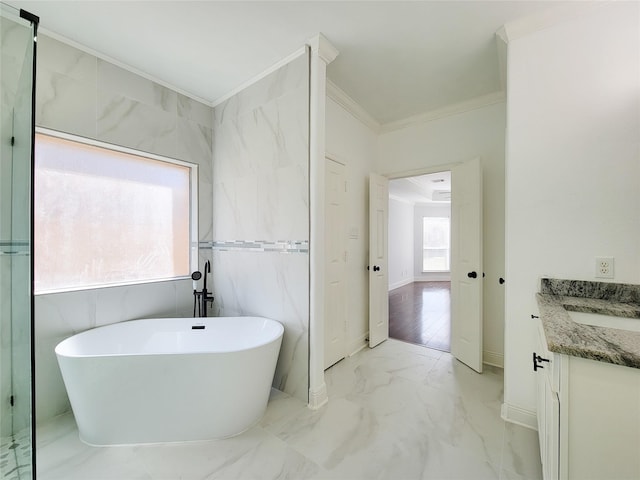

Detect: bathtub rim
[55,316,284,358]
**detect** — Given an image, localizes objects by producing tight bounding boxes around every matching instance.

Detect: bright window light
[34,131,196,293]
[422,216,450,272]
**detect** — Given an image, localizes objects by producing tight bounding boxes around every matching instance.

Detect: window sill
[34,275,190,296]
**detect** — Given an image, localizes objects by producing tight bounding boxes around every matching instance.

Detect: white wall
[388,197,414,290]
[378,102,506,366]
[414,203,451,282]
[325,97,377,354]
[503,1,640,424]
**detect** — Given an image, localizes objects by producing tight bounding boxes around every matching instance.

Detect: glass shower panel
[1,2,37,479]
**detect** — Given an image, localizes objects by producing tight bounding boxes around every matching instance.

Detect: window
[34,130,197,293]
[422,217,450,272]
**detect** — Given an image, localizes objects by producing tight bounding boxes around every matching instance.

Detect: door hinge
[10,136,15,146]
[9,395,14,406]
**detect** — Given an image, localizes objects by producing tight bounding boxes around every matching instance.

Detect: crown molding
[381,91,506,134]
[498,1,607,43]
[307,33,339,64]
[326,79,381,133]
[211,46,306,108]
[214,33,337,108]
[388,194,415,206]
[38,28,213,106]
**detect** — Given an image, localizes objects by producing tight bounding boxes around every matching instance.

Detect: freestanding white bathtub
[55,316,284,446]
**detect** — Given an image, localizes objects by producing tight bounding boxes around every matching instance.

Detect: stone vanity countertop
[536,285,640,369]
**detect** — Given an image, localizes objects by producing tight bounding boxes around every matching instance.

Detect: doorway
[387,171,452,352]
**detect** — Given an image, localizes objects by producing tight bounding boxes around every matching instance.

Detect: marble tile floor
[36,339,542,480]
[1,427,32,480]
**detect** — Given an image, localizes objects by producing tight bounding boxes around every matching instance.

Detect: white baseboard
[414,274,451,282]
[308,383,328,410]
[501,403,537,430]
[388,278,413,291]
[483,350,504,368]
[348,333,368,356]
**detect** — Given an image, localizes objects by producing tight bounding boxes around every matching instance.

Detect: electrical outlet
[595,257,614,279]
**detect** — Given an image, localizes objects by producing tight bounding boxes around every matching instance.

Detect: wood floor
[388,281,451,352]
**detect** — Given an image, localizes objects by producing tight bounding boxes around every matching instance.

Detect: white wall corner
[307,33,339,65]
[483,350,504,368]
[308,383,328,410]
[501,403,537,431]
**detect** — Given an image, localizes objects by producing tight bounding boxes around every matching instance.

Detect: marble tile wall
[212,252,309,400]
[34,34,214,424]
[212,52,310,402]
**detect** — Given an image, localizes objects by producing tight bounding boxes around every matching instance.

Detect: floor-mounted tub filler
[55,316,284,446]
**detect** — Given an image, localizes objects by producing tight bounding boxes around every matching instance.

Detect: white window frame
[34,127,199,294]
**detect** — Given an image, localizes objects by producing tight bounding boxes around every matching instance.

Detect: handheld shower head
[191,271,202,290]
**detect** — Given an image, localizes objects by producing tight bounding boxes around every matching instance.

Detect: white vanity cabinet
[535,320,560,480]
[535,319,640,480]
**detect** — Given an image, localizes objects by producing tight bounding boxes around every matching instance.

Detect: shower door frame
[0,4,39,478]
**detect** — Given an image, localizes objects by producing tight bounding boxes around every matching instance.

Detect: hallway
[389,281,451,352]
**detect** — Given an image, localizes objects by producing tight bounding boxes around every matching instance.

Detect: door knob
[467,271,477,278]
[373,265,381,272]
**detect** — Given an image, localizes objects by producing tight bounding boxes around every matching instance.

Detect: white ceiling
[11,1,570,125]
[389,171,451,205]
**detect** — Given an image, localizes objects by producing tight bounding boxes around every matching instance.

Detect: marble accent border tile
[540,278,640,303]
[198,240,309,253]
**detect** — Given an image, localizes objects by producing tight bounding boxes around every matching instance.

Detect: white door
[450,157,483,372]
[324,158,347,369]
[369,173,389,348]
